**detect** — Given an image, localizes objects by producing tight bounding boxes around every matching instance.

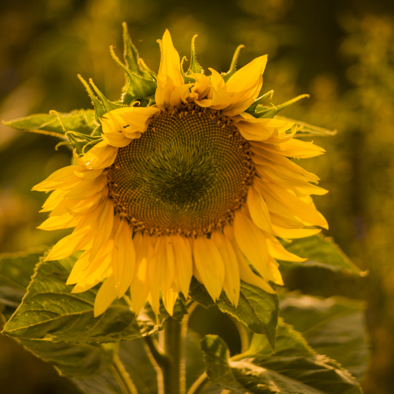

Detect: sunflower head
[33,25,328,317]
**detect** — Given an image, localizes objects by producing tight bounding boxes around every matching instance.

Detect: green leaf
[2,255,163,344]
[245,319,315,359]
[19,339,114,378]
[70,340,158,394]
[0,248,46,318]
[279,235,363,275]
[280,294,369,381]
[16,338,157,393]
[190,278,278,349]
[201,333,362,394]
[3,109,97,139]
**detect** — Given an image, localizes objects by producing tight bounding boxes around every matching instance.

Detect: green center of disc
[107,105,254,236]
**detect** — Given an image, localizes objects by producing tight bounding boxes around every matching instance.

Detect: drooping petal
[90,199,114,260]
[247,185,272,233]
[37,213,80,231]
[172,235,193,297]
[265,235,306,262]
[233,210,270,281]
[112,219,136,298]
[255,177,328,229]
[272,224,321,239]
[64,175,107,200]
[223,225,274,294]
[94,275,117,317]
[33,165,81,192]
[193,236,225,301]
[211,232,240,306]
[162,287,178,316]
[130,232,152,313]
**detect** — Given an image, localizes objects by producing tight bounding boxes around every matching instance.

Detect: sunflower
[34,30,328,317]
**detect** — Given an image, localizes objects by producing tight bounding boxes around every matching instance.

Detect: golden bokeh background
[1,0,394,393]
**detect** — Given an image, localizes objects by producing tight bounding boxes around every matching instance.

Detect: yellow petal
[74,168,104,180]
[90,199,114,260]
[272,224,321,239]
[101,106,160,137]
[112,219,136,298]
[223,55,267,116]
[33,165,81,192]
[81,141,118,170]
[252,138,325,159]
[72,240,113,286]
[211,232,240,306]
[130,232,152,313]
[195,68,232,110]
[38,214,79,231]
[94,275,117,317]
[269,259,284,285]
[233,210,270,281]
[162,287,178,316]
[234,114,294,142]
[223,225,274,293]
[156,30,184,110]
[67,250,90,285]
[255,178,328,229]
[45,227,90,261]
[190,73,210,100]
[247,185,272,233]
[193,236,225,301]
[102,132,131,148]
[64,175,107,201]
[265,235,306,262]
[40,189,66,212]
[170,84,192,107]
[172,235,193,297]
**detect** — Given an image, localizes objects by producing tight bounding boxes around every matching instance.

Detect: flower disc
[107,104,254,235]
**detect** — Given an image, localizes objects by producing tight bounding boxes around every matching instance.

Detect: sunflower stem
[111,348,138,394]
[163,316,185,394]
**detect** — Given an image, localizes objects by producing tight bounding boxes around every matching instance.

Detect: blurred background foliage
[1,0,394,393]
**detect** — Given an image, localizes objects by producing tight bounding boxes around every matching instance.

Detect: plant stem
[144,335,170,394]
[186,373,208,394]
[163,317,184,394]
[112,351,138,394]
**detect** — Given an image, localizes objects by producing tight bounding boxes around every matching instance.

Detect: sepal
[110,45,156,105]
[188,34,204,74]
[253,93,310,118]
[66,131,102,156]
[222,44,245,82]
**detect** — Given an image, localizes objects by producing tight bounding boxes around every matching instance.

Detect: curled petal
[156,30,185,110]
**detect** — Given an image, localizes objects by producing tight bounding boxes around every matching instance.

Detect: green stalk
[111,351,138,394]
[163,317,184,394]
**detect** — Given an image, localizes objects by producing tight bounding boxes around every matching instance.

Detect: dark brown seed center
[107,104,254,236]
